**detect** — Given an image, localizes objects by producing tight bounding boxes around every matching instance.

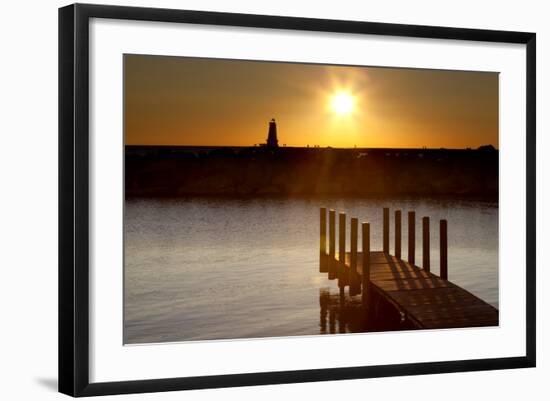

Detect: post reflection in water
[319,286,420,334]
[319,288,369,335]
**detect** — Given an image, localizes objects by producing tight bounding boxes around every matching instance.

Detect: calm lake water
[124,197,498,344]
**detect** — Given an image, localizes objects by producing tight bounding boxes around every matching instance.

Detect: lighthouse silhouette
[266,118,279,148]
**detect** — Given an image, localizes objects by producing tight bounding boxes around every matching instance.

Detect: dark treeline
[125,145,498,199]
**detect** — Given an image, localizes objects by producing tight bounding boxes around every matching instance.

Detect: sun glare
[331,91,355,115]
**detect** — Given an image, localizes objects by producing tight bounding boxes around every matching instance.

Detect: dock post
[395,210,402,259]
[320,208,327,255]
[440,219,448,280]
[422,216,430,271]
[383,207,389,254]
[362,222,371,307]
[408,211,415,265]
[319,207,328,272]
[328,210,336,279]
[338,212,347,287]
[350,217,359,295]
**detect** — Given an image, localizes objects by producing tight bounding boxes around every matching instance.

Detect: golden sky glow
[124,55,498,148]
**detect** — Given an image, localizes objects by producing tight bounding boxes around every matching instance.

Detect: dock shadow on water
[319,288,417,334]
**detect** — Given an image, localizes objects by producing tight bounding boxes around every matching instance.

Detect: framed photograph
[58,3,536,397]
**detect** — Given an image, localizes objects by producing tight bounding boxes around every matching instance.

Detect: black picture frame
[59,3,536,397]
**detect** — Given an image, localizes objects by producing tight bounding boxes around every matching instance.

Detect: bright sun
[331,91,355,115]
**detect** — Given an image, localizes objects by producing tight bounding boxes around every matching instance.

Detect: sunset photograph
[123,54,499,344]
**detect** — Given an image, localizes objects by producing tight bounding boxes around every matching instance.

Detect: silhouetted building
[266,118,279,148]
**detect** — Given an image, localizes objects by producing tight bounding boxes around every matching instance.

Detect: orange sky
[124,55,498,148]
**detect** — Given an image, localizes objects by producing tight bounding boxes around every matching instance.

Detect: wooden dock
[319,207,498,330]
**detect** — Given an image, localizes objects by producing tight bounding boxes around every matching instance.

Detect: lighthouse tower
[266,118,279,148]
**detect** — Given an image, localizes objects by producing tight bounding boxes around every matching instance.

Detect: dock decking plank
[328,251,498,329]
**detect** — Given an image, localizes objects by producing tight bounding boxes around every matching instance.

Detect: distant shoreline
[125,192,499,204]
[125,145,498,200]
[125,144,499,151]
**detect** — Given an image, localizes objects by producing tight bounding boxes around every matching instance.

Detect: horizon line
[125,144,498,150]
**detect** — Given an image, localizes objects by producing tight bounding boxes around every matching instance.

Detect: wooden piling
[408,211,415,265]
[422,216,430,272]
[319,207,328,272]
[383,207,389,254]
[440,219,448,280]
[328,209,336,279]
[320,207,327,255]
[395,210,402,259]
[362,222,371,307]
[350,217,359,295]
[338,212,347,286]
